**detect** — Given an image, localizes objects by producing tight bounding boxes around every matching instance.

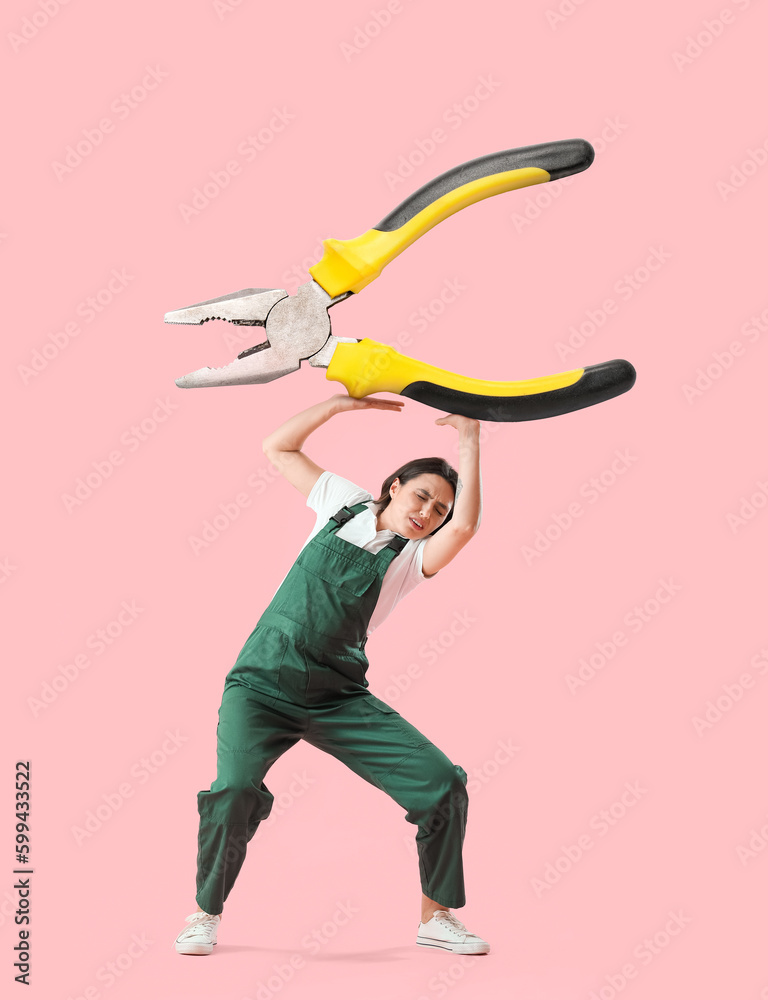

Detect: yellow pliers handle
[309,139,594,298]
[325,338,635,421]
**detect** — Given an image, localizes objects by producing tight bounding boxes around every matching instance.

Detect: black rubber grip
[374,139,595,233]
[399,359,636,421]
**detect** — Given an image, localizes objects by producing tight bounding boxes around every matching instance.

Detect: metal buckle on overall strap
[385,534,408,554]
[330,505,357,526]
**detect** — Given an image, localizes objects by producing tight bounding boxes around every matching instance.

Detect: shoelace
[180,913,218,938]
[432,912,469,937]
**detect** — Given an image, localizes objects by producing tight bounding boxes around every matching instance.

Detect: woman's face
[387,474,454,538]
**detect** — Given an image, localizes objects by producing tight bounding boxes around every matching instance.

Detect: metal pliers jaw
[166,139,637,420]
[165,281,353,387]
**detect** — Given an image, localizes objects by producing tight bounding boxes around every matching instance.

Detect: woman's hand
[434,413,481,435]
[330,393,405,414]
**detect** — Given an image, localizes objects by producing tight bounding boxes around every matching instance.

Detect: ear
[390,477,400,496]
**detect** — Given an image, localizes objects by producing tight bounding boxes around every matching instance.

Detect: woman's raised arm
[262,393,404,498]
[421,415,482,576]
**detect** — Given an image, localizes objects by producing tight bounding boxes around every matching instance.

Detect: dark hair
[373,457,458,536]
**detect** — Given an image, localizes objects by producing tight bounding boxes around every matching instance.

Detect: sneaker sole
[174,941,217,955]
[416,937,489,955]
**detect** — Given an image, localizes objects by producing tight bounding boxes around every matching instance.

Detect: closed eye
[418,491,447,516]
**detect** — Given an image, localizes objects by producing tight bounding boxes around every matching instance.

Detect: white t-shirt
[270,470,433,636]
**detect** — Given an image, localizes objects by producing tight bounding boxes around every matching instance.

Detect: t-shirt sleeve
[306,471,372,527]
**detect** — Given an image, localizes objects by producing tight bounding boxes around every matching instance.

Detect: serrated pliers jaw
[165,280,350,388]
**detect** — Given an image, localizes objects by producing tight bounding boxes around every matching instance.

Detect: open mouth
[409,517,424,531]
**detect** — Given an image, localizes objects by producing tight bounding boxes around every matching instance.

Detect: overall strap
[384,533,408,554]
[326,503,370,529]
[327,504,409,557]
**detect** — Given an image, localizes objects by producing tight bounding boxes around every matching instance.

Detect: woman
[174,392,489,956]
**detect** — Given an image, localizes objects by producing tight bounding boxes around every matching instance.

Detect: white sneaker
[416,910,490,954]
[174,911,221,955]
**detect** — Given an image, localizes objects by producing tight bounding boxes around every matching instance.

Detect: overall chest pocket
[297,538,383,598]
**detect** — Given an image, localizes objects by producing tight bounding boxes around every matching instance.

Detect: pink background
[4,1,767,997]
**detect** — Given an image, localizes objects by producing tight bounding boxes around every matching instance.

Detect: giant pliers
[166,139,635,420]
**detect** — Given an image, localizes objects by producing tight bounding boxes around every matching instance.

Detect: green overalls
[196,502,469,915]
